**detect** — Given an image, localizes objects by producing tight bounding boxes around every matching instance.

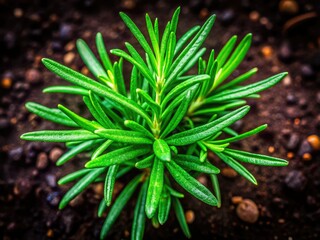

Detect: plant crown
[21,7,288,239]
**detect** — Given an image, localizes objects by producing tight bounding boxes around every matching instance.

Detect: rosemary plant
[21,7,288,239]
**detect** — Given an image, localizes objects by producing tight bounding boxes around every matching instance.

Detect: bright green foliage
[21,7,288,239]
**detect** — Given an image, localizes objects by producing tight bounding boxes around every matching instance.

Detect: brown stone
[236,199,259,223]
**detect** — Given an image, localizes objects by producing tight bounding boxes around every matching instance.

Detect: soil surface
[1,0,320,239]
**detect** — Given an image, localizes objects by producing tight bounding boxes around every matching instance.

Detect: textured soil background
[1,0,320,239]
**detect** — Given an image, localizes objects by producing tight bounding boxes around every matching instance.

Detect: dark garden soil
[1,0,320,239]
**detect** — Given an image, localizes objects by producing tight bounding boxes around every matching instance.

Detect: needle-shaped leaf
[56,140,101,166]
[42,58,153,127]
[169,7,180,33]
[59,167,106,209]
[77,39,108,80]
[136,88,160,116]
[135,154,154,169]
[104,165,119,206]
[172,197,191,239]
[146,157,164,218]
[174,154,220,174]
[174,25,200,55]
[193,100,246,115]
[94,129,153,144]
[43,86,89,96]
[21,129,100,142]
[58,169,91,185]
[158,189,171,225]
[166,161,218,206]
[96,32,113,72]
[215,152,257,185]
[165,185,184,198]
[132,181,148,240]
[207,72,287,103]
[113,61,127,96]
[100,174,142,240]
[98,198,108,217]
[145,14,160,60]
[211,124,267,144]
[85,145,151,168]
[25,102,77,127]
[223,148,288,166]
[153,139,171,162]
[91,140,113,159]
[216,35,237,68]
[210,174,221,208]
[124,120,154,139]
[58,104,102,132]
[165,15,215,90]
[119,12,157,67]
[166,105,250,146]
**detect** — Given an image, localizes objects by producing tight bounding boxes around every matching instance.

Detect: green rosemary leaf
[160,90,192,138]
[113,61,127,96]
[165,15,216,90]
[200,149,207,163]
[85,145,151,168]
[216,35,237,68]
[43,86,89,95]
[136,88,160,116]
[174,154,220,174]
[145,14,160,60]
[135,154,154,169]
[158,189,171,225]
[215,152,257,185]
[124,120,154,139]
[98,198,108,217]
[154,18,159,43]
[223,148,288,166]
[166,161,218,206]
[160,21,171,67]
[100,174,142,240]
[56,140,101,166]
[42,58,153,127]
[211,124,267,144]
[206,72,288,103]
[179,47,207,76]
[165,184,184,198]
[193,100,246,115]
[104,165,119,206]
[116,166,133,178]
[91,140,113,159]
[166,105,250,146]
[161,74,209,108]
[111,49,156,90]
[25,102,77,127]
[130,66,138,102]
[215,34,252,86]
[204,142,229,152]
[222,127,238,136]
[153,139,171,162]
[163,32,176,75]
[172,197,191,239]
[59,167,106,209]
[174,25,200,55]
[217,67,257,91]
[146,157,164,218]
[170,7,180,33]
[94,129,153,144]
[120,12,157,64]
[58,104,102,132]
[21,129,100,142]
[96,33,113,73]
[132,181,148,240]
[77,39,108,80]
[210,174,221,208]
[58,169,91,185]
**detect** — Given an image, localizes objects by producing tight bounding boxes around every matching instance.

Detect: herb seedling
[21,7,288,239]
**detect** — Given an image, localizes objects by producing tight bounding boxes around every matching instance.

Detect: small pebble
[236,199,259,223]
[278,42,292,62]
[121,0,136,10]
[25,68,41,85]
[278,218,285,224]
[220,9,235,25]
[197,175,208,185]
[287,152,294,159]
[13,8,23,18]
[286,133,300,150]
[268,146,275,153]
[8,147,24,161]
[261,46,273,58]
[64,52,75,65]
[307,135,320,151]
[47,191,60,206]
[1,77,12,89]
[302,153,312,161]
[279,0,299,14]
[47,229,54,238]
[199,8,209,20]
[282,75,292,86]
[284,170,307,191]
[286,94,297,105]
[46,174,57,188]
[59,23,74,42]
[231,196,243,205]
[0,118,11,131]
[298,140,313,156]
[301,64,314,79]
[93,183,104,197]
[249,11,260,22]
[49,147,63,162]
[185,210,195,224]
[36,152,48,170]
[14,178,32,198]
[221,168,238,178]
